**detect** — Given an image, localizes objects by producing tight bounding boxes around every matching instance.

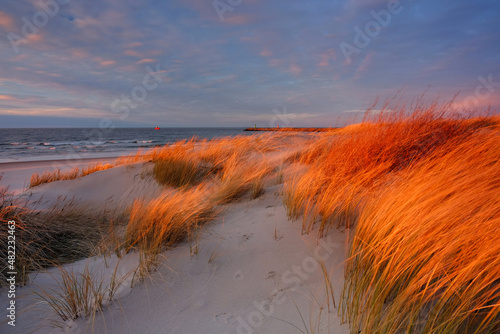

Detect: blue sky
[0,0,499,127]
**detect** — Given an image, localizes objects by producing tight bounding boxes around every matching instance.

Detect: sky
[0,0,499,128]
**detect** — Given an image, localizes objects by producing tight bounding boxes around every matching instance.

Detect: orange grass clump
[0,186,121,286]
[149,141,209,187]
[341,130,500,333]
[283,101,499,236]
[126,185,216,271]
[29,162,115,188]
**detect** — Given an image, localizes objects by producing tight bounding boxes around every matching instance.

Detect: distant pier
[244,127,336,132]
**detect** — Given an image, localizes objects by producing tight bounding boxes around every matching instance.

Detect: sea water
[0,128,248,163]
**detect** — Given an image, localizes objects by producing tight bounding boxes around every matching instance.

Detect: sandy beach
[2,115,500,333]
[0,135,351,334]
[0,157,122,195]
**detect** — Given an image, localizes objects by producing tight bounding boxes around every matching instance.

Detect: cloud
[136,59,155,64]
[259,49,273,57]
[353,52,373,79]
[0,0,497,127]
[0,10,16,31]
[289,64,302,76]
[224,14,255,25]
[99,60,116,66]
[124,49,142,57]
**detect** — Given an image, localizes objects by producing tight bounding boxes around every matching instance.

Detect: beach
[1,114,500,333]
[0,132,351,334]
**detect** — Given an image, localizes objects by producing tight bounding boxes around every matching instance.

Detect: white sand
[0,160,351,334]
[0,157,122,195]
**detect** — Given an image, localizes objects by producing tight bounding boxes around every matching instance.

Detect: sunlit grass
[283,104,499,236]
[15,102,500,332]
[279,101,500,332]
[29,162,115,188]
[0,189,125,286]
[125,185,216,274]
[341,130,500,333]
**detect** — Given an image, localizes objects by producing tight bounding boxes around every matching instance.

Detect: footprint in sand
[266,271,276,280]
[242,233,253,241]
[266,270,281,285]
[214,312,235,324]
[233,269,244,281]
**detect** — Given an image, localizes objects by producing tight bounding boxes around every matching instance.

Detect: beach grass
[126,185,216,274]
[0,190,125,286]
[277,101,500,332]
[341,130,500,333]
[29,162,115,188]
[283,104,499,236]
[36,265,107,322]
[15,103,500,331]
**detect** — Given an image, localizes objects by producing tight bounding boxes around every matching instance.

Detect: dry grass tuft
[126,185,216,273]
[0,190,125,286]
[211,155,272,203]
[341,130,500,333]
[149,141,209,187]
[279,101,500,332]
[283,102,499,236]
[29,162,115,188]
[36,265,106,322]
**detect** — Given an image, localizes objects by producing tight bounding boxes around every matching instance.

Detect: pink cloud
[269,59,283,67]
[224,14,254,25]
[317,49,336,67]
[100,60,116,66]
[259,48,273,57]
[137,59,155,64]
[71,49,89,58]
[124,49,142,57]
[354,52,373,79]
[118,65,138,72]
[289,64,302,76]
[126,42,143,48]
[452,94,500,112]
[0,11,15,31]
[74,17,100,29]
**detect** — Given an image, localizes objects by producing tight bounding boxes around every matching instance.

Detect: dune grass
[341,130,500,333]
[36,265,107,322]
[15,102,500,332]
[147,140,209,187]
[283,103,499,236]
[0,189,126,286]
[29,162,115,188]
[36,261,131,327]
[125,185,216,276]
[279,100,500,332]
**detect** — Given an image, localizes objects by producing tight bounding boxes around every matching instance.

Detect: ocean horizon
[0,127,249,163]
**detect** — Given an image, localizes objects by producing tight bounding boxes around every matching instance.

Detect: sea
[0,128,249,163]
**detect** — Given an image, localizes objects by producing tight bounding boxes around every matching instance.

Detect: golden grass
[29,162,115,188]
[341,131,500,333]
[0,189,125,286]
[148,140,209,187]
[211,154,272,203]
[278,101,500,332]
[13,104,500,332]
[126,185,216,273]
[283,105,499,236]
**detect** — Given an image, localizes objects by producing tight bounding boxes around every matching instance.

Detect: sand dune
[0,161,350,334]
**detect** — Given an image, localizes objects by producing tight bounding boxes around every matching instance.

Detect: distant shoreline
[244,127,337,132]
